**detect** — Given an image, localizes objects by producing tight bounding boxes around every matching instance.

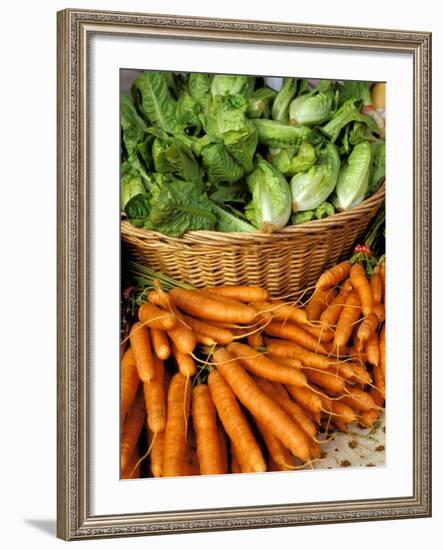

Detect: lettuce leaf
[133,71,183,135]
[201,143,244,184]
[145,175,216,236]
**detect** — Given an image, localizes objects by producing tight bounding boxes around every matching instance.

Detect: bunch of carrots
[120,258,386,479]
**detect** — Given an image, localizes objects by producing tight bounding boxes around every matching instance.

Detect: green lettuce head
[290,142,340,211]
[246,157,292,233]
[336,141,372,210]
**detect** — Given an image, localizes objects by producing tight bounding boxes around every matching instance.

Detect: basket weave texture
[122,185,385,296]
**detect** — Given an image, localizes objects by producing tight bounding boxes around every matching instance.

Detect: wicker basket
[122,185,385,296]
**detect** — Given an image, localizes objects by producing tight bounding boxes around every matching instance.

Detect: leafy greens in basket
[121,71,385,237]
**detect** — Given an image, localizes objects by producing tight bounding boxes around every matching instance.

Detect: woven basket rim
[121,183,385,245]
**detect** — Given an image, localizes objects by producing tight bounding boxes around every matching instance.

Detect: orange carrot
[121,390,146,473]
[148,428,165,478]
[372,302,385,322]
[247,332,264,349]
[285,385,323,414]
[143,356,166,433]
[214,348,311,462]
[169,288,257,324]
[358,409,380,428]
[208,368,266,473]
[181,314,234,345]
[265,338,331,369]
[357,313,379,345]
[380,324,386,377]
[138,302,177,330]
[192,384,226,475]
[267,354,303,369]
[370,272,383,304]
[251,300,308,326]
[318,394,357,424]
[350,263,373,316]
[303,369,346,394]
[333,292,361,349]
[167,322,197,355]
[206,285,268,303]
[194,332,217,346]
[150,329,171,360]
[373,364,386,398]
[148,289,175,310]
[319,284,351,328]
[227,342,307,387]
[120,347,140,424]
[256,420,295,470]
[348,363,372,385]
[263,322,328,354]
[339,386,376,412]
[255,379,317,441]
[306,288,337,321]
[129,322,155,382]
[162,372,191,478]
[302,323,335,342]
[366,332,380,367]
[171,342,196,378]
[316,261,352,290]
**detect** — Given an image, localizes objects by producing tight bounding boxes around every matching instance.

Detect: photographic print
[57,9,430,539]
[119,69,386,480]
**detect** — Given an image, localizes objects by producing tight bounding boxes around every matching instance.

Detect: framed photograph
[57,8,431,541]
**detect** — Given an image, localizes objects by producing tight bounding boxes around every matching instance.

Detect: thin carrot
[169,288,257,324]
[357,313,379,346]
[171,342,196,378]
[339,386,376,412]
[350,263,373,316]
[263,322,328,354]
[265,338,331,369]
[194,332,217,346]
[251,300,308,326]
[167,322,197,355]
[370,272,383,304]
[358,409,380,428]
[333,292,361,349]
[227,342,307,387]
[285,385,323,414]
[380,324,386,377]
[366,332,380,367]
[256,420,295,470]
[143,356,166,433]
[319,394,357,424]
[319,284,351,328]
[255,379,317,441]
[181,314,234,345]
[306,288,337,321]
[247,332,264,349]
[150,329,171,360]
[302,323,335,342]
[348,363,372,385]
[303,369,346,394]
[373,302,385,322]
[373,364,386,398]
[129,322,155,382]
[206,285,268,303]
[214,348,311,462]
[208,368,266,473]
[138,302,177,331]
[148,428,165,477]
[121,390,146,473]
[162,372,191,478]
[267,354,303,369]
[192,384,226,475]
[120,347,140,424]
[316,261,352,290]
